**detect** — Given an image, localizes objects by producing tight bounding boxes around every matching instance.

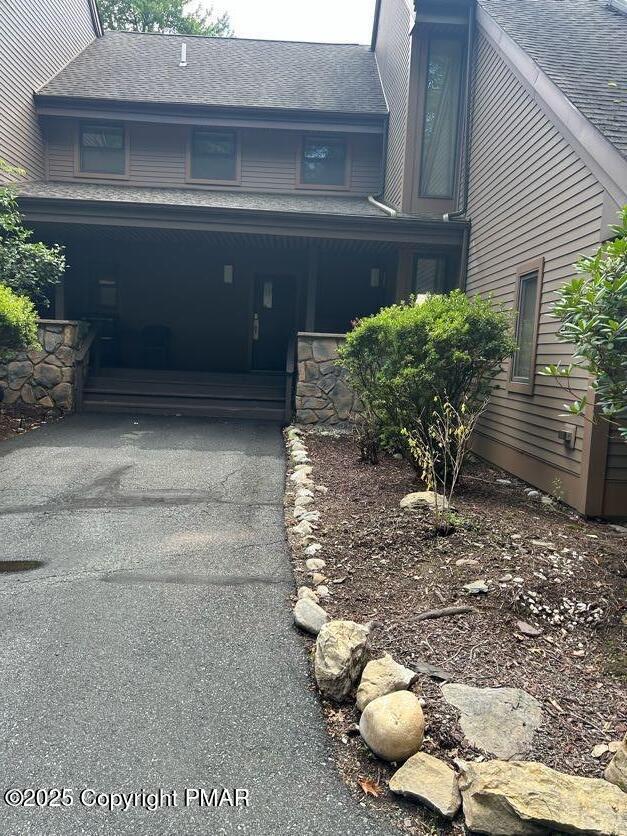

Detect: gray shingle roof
[17,181,389,217]
[478,0,627,158]
[37,31,387,116]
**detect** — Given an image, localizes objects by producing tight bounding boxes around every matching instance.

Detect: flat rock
[356,653,418,711]
[441,683,542,759]
[412,660,455,681]
[458,759,627,835]
[463,580,489,594]
[359,691,424,763]
[605,733,627,793]
[297,586,319,603]
[293,597,328,635]
[314,620,371,702]
[400,490,449,511]
[389,752,461,819]
[516,620,543,637]
[305,558,326,571]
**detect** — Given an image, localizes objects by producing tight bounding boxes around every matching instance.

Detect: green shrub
[338,290,515,469]
[0,283,39,357]
[542,207,627,437]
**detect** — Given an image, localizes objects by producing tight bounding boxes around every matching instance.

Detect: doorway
[252,274,297,371]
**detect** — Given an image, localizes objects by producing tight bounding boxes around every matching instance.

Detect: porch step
[81,368,288,421]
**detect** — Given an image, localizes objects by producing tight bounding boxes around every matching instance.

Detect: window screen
[414,256,448,294]
[80,124,125,175]
[301,137,347,186]
[190,130,237,181]
[420,37,464,198]
[512,272,539,382]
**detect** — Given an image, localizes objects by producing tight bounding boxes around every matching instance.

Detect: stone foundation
[295,333,361,424]
[0,320,91,412]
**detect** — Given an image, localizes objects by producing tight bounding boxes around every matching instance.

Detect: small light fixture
[370,268,380,288]
[223,264,233,284]
[179,43,187,67]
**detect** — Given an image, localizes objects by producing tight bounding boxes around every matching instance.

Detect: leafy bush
[542,207,627,437]
[338,291,515,467]
[0,283,39,357]
[0,163,65,306]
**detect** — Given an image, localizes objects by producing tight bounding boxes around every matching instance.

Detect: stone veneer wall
[0,320,89,412]
[295,333,361,425]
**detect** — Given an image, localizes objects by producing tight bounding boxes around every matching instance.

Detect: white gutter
[368,194,398,217]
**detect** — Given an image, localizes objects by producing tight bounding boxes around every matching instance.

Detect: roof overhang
[18,194,466,247]
[34,96,388,134]
[477,4,627,207]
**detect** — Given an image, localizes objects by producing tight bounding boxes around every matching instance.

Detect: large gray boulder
[359,691,424,763]
[441,683,542,759]
[458,759,627,835]
[356,653,418,712]
[314,620,371,702]
[389,752,461,819]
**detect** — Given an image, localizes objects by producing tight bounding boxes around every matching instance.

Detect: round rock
[359,691,425,763]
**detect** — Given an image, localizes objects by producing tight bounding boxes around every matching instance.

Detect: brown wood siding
[466,31,608,509]
[0,0,95,182]
[374,0,412,209]
[44,120,383,196]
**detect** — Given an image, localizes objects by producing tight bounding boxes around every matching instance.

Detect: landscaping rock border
[283,425,627,833]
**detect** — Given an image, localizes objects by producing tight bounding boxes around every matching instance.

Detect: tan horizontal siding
[44,120,383,195]
[374,0,412,209]
[466,31,606,481]
[0,0,95,182]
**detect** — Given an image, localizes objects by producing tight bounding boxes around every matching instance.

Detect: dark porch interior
[31,223,462,419]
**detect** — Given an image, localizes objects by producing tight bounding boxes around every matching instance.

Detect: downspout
[443,0,475,224]
[368,194,398,217]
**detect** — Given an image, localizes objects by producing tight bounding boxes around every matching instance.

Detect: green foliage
[542,207,627,437]
[97,0,233,35]
[0,179,65,306]
[0,284,39,357]
[338,291,515,466]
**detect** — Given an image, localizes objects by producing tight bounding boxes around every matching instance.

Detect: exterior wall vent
[179,43,187,67]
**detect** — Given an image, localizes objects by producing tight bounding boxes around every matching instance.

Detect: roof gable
[477,0,627,160]
[37,31,388,116]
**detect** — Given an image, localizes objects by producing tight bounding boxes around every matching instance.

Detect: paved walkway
[0,414,393,835]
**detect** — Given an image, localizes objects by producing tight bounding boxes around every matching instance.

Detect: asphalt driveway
[0,414,393,835]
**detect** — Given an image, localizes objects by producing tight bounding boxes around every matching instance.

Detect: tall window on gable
[79,124,126,175]
[509,258,544,395]
[300,136,348,187]
[419,37,464,199]
[190,129,238,182]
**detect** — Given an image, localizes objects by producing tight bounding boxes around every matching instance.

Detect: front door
[251,274,297,371]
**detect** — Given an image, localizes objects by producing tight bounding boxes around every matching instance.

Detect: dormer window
[299,136,348,188]
[189,129,239,183]
[79,123,126,176]
[419,36,464,199]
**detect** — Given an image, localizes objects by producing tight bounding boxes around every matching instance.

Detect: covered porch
[23,189,465,419]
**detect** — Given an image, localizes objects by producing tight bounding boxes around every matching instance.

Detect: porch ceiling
[30,222,403,255]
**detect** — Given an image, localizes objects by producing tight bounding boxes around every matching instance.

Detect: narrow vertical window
[509,258,544,394]
[419,37,464,199]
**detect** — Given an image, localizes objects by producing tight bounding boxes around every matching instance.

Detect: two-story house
[2,0,626,517]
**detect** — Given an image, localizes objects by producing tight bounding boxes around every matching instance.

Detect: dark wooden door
[251,274,297,371]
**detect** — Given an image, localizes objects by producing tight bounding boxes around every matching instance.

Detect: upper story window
[419,36,464,199]
[189,129,239,183]
[300,136,348,188]
[79,123,126,176]
[509,258,544,395]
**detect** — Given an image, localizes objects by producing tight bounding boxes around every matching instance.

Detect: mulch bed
[0,404,62,442]
[285,429,627,835]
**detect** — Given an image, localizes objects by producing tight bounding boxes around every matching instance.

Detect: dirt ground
[286,429,627,835]
[0,404,62,442]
